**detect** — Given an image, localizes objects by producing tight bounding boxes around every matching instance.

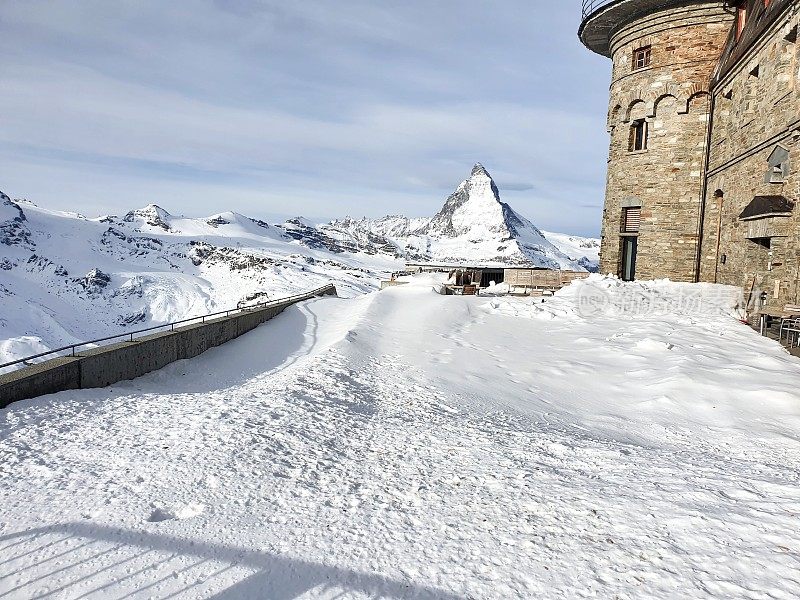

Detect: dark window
[751,237,771,249]
[621,237,638,281]
[622,207,641,233]
[480,269,505,288]
[629,120,648,152]
[633,46,651,69]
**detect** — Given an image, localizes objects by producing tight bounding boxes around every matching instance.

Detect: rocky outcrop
[1,192,34,250]
[75,268,112,295]
[124,204,173,232]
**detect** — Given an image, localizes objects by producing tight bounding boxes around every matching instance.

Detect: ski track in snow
[1,277,800,598]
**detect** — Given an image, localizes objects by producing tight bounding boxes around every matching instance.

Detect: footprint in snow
[147,503,204,522]
[633,338,674,352]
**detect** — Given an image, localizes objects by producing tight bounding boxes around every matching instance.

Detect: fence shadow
[0,522,462,599]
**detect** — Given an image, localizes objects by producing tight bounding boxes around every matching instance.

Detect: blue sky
[0,1,610,236]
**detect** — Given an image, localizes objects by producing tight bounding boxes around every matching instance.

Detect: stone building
[580,0,799,311]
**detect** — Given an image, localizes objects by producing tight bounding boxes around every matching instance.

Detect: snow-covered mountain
[540,231,600,273]
[0,165,597,365]
[0,193,400,366]
[305,165,590,270]
[413,164,575,268]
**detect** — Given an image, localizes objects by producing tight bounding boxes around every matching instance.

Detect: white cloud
[0,0,610,235]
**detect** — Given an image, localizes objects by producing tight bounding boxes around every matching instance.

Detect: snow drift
[2,274,799,598]
[486,274,746,322]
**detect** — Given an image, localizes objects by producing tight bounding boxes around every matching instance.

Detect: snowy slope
[292,165,586,270]
[0,166,594,366]
[541,230,600,272]
[2,275,800,598]
[0,194,401,366]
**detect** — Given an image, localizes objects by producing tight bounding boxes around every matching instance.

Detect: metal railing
[0,283,335,372]
[581,0,615,19]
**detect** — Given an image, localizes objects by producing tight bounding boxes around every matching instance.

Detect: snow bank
[3,280,800,598]
[0,335,51,365]
[486,274,745,322]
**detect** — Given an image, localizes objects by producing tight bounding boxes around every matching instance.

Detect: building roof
[714,0,794,84]
[578,0,723,57]
[738,195,795,221]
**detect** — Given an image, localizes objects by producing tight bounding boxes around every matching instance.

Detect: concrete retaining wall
[0,285,336,408]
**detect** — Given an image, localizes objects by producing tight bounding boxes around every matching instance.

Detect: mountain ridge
[0,169,599,365]
[302,164,597,270]
[0,192,397,367]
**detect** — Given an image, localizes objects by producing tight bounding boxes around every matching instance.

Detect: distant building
[580,0,798,311]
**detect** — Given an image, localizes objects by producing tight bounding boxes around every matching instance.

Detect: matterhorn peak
[403,163,583,269]
[470,163,491,178]
[421,163,503,238]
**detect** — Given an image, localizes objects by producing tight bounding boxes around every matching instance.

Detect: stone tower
[579,1,734,281]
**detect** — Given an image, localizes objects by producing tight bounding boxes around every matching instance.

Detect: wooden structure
[441,284,478,296]
[503,269,590,295]
[414,263,591,296]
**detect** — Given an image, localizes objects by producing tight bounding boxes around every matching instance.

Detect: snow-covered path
[2,276,800,598]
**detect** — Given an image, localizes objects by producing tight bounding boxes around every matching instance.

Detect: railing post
[581,0,611,20]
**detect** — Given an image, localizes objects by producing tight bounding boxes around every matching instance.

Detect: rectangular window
[621,237,638,281]
[629,120,648,152]
[622,207,641,233]
[633,46,651,69]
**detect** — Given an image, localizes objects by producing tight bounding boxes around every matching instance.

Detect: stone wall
[698,5,800,311]
[599,2,732,280]
[0,284,337,408]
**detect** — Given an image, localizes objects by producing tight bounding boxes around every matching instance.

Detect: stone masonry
[581,0,799,305]
[699,2,800,311]
[586,1,733,281]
